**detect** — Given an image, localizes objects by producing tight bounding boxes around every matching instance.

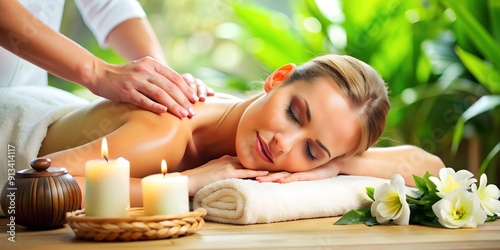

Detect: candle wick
[163,172,166,178]
[104,155,108,162]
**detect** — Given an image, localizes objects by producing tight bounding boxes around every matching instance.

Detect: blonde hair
[284,54,390,158]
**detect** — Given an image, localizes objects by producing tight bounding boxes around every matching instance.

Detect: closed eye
[286,100,318,161]
[286,105,300,125]
[306,141,316,160]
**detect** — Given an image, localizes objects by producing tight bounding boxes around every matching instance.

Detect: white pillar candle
[85,138,130,217]
[142,160,189,216]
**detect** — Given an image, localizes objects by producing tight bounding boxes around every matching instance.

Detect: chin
[235,149,254,170]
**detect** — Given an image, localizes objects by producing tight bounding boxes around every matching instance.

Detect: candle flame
[161,159,167,176]
[101,138,109,162]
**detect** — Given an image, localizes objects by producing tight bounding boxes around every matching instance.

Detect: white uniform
[0,0,146,87]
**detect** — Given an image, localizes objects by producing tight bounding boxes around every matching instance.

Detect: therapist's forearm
[106,18,167,65]
[0,0,104,89]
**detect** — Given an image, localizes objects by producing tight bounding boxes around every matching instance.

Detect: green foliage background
[52,0,499,184]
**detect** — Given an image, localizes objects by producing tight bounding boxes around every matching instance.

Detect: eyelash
[286,105,300,124]
[306,141,316,160]
[285,105,316,160]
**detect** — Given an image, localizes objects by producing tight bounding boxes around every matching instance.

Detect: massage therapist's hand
[181,73,215,102]
[0,1,214,118]
[89,57,214,117]
[256,161,342,183]
[182,155,269,196]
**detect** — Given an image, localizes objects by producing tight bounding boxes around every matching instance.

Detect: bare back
[39,94,242,177]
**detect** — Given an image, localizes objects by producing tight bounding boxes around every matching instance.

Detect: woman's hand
[90,57,214,118]
[256,160,342,183]
[181,155,269,196]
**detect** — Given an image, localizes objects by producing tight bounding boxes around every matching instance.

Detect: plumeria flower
[370,174,410,225]
[432,189,486,228]
[429,167,476,198]
[471,173,500,216]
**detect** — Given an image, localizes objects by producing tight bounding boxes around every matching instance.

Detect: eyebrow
[316,139,331,158]
[298,95,332,158]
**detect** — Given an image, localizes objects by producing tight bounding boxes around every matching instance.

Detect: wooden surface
[1,216,500,249]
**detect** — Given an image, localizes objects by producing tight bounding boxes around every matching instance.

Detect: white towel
[0,86,88,216]
[192,175,389,224]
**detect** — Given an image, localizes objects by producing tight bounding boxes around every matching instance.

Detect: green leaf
[443,0,500,68]
[334,208,372,225]
[488,0,500,43]
[455,46,500,94]
[232,3,311,69]
[413,175,427,194]
[420,193,441,206]
[366,187,375,201]
[423,172,437,193]
[416,218,442,228]
[365,217,379,226]
[486,214,499,222]
[479,142,500,175]
[451,95,500,154]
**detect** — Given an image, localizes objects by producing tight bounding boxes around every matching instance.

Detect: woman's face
[235,77,361,172]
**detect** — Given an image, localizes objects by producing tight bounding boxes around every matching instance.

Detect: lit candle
[85,138,130,217]
[142,160,189,216]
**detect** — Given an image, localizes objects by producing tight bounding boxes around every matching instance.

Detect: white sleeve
[74,0,147,48]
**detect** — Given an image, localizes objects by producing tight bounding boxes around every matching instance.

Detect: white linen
[0,86,88,216]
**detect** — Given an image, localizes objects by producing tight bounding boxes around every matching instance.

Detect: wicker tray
[66,208,207,242]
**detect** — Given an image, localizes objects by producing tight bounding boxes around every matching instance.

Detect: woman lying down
[39,54,444,207]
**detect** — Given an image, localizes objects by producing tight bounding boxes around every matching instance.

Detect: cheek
[279,153,316,173]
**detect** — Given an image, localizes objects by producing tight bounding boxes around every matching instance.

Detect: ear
[264,63,296,92]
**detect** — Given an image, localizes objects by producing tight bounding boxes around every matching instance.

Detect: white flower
[471,174,500,216]
[432,189,487,228]
[370,174,410,225]
[429,167,476,198]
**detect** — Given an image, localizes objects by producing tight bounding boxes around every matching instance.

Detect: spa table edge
[1,216,500,249]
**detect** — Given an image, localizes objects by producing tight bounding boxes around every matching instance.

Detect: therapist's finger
[153,61,199,104]
[182,73,214,101]
[195,78,208,101]
[127,89,169,115]
[143,70,197,118]
[135,81,190,118]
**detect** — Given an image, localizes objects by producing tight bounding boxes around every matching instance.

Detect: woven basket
[66,207,207,241]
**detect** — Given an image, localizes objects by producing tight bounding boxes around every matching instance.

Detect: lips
[256,132,273,163]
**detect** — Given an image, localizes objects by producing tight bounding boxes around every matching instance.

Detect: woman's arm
[258,145,445,186]
[338,145,444,185]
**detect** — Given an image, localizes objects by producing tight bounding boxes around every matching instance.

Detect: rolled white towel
[192,175,389,224]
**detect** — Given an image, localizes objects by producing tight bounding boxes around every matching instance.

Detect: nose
[272,132,302,155]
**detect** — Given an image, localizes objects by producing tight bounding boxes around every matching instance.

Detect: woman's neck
[193,94,261,159]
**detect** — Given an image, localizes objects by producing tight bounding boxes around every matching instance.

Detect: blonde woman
[39,54,444,206]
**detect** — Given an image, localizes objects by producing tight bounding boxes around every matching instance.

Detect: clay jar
[0,158,82,229]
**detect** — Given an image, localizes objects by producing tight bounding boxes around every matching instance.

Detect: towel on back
[192,175,388,224]
[0,86,87,216]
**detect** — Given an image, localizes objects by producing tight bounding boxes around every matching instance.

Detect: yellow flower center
[452,207,466,220]
[443,176,461,193]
